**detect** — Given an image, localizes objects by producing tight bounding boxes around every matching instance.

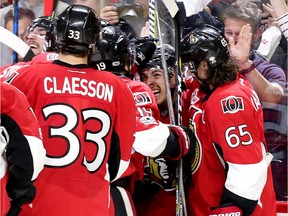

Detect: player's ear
[201,60,209,70]
[197,60,210,79]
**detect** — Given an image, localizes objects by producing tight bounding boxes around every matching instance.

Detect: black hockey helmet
[25,16,57,52]
[29,16,51,31]
[180,25,229,69]
[150,44,175,68]
[25,16,51,39]
[95,25,135,73]
[116,18,137,40]
[55,5,100,54]
[140,44,175,78]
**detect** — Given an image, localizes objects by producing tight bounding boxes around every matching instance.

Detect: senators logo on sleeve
[221,96,244,114]
[133,92,152,106]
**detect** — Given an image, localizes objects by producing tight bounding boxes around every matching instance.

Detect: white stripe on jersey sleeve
[133,122,170,157]
[111,160,130,182]
[116,186,134,215]
[0,126,9,178]
[25,135,46,180]
[225,144,268,200]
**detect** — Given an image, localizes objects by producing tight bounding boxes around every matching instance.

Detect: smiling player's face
[140,68,170,107]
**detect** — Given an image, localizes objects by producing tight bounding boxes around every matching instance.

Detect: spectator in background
[100,0,149,37]
[1,83,46,215]
[4,7,35,40]
[204,0,269,24]
[0,0,69,23]
[223,0,285,110]
[269,0,288,38]
[204,0,236,22]
[259,2,287,74]
[204,0,287,73]
[1,7,35,66]
[223,0,287,201]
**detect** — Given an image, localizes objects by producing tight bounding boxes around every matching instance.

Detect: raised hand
[227,24,253,69]
[100,6,119,25]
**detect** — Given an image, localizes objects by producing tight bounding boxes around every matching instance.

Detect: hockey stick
[148,0,156,38]
[149,0,187,215]
[172,9,187,216]
[161,2,187,215]
[0,26,35,62]
[12,0,19,63]
[51,0,60,17]
[154,1,176,124]
[148,0,175,120]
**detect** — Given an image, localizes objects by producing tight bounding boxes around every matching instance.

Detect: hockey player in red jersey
[91,25,196,215]
[138,44,177,124]
[180,25,277,216]
[8,5,136,216]
[1,83,46,216]
[134,44,193,216]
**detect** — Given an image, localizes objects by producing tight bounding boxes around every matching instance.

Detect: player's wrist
[239,61,255,75]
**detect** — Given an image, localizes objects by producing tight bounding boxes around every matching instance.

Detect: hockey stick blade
[162,0,179,18]
[0,26,35,62]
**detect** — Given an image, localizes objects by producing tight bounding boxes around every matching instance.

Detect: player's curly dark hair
[207,57,239,88]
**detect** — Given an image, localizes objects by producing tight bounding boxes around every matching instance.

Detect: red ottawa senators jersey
[123,78,171,157]
[9,61,136,216]
[29,52,59,64]
[188,75,277,216]
[133,76,193,216]
[1,83,45,216]
[120,77,170,182]
[0,62,29,83]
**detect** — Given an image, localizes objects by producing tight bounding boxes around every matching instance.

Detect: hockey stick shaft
[12,0,19,64]
[148,0,156,38]
[148,0,175,122]
[159,1,187,215]
[155,0,176,124]
[151,0,187,215]
[173,9,187,216]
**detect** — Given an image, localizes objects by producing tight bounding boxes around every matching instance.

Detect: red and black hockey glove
[210,205,243,216]
[162,125,196,160]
